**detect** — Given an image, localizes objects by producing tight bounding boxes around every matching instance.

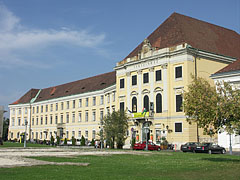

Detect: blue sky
[0,0,239,118]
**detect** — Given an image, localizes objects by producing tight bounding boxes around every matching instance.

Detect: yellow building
[8,13,240,148]
[8,72,116,143]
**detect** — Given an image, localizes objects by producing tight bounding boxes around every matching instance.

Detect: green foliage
[160,137,168,146]
[50,136,55,146]
[3,118,9,141]
[56,136,60,145]
[103,110,129,149]
[64,138,67,145]
[183,76,240,135]
[131,137,136,149]
[81,135,85,146]
[72,137,76,146]
[91,139,95,146]
[43,139,46,144]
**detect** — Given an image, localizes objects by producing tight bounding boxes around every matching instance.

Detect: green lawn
[0,142,52,148]
[0,151,239,180]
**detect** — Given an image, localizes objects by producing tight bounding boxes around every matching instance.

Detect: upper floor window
[12,108,15,114]
[56,103,58,111]
[45,116,48,125]
[92,111,96,121]
[100,95,104,105]
[78,112,82,122]
[156,93,162,113]
[73,100,75,108]
[156,70,162,81]
[112,92,115,102]
[45,105,48,112]
[79,99,82,108]
[85,111,88,122]
[120,102,125,112]
[176,94,183,112]
[36,107,39,113]
[120,78,125,89]
[143,95,149,111]
[61,102,64,110]
[25,108,27,114]
[92,130,96,139]
[32,107,34,114]
[93,97,96,106]
[132,75,137,86]
[66,113,69,123]
[72,113,75,123]
[41,105,43,113]
[67,101,70,109]
[61,114,63,123]
[50,104,53,112]
[132,97,137,113]
[86,98,89,107]
[100,110,104,121]
[143,73,149,84]
[50,115,53,124]
[175,66,182,79]
[107,94,110,103]
[18,108,22,115]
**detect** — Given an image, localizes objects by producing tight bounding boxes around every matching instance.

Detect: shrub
[72,136,76,146]
[51,136,55,146]
[91,139,95,146]
[43,139,46,144]
[56,136,60,145]
[81,135,85,146]
[64,138,67,145]
[131,138,136,149]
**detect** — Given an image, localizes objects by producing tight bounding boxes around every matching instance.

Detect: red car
[133,141,161,151]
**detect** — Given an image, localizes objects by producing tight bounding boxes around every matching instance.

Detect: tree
[81,135,85,146]
[3,118,9,141]
[103,110,129,149]
[183,77,240,136]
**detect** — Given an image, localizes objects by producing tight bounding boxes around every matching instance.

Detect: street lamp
[24,119,28,148]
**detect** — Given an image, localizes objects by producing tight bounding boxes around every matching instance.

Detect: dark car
[133,141,161,151]
[181,142,198,152]
[195,143,226,154]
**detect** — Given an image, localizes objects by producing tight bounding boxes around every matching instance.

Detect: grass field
[0,142,52,148]
[0,151,239,180]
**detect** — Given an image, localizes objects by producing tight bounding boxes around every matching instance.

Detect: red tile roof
[123,12,240,61]
[10,71,116,105]
[10,89,40,105]
[215,59,240,74]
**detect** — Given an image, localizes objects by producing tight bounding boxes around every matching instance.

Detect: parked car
[195,143,226,154]
[181,142,199,152]
[133,141,161,151]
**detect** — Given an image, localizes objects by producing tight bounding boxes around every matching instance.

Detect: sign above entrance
[133,112,149,118]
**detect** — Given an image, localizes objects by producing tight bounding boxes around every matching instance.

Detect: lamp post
[24,119,28,148]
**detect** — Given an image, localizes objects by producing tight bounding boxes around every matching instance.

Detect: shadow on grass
[202,158,240,163]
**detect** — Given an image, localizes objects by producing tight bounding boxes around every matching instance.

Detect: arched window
[156,93,162,113]
[143,95,149,111]
[132,97,137,113]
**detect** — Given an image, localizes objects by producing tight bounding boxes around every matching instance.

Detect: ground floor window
[175,122,182,132]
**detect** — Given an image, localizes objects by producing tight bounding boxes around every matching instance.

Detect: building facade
[211,59,240,151]
[8,72,116,143]
[8,13,240,148]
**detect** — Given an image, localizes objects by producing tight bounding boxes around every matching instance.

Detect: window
[56,103,58,111]
[11,132,13,138]
[45,116,48,125]
[120,102,125,112]
[32,132,34,139]
[112,92,115,102]
[41,106,43,113]
[143,95,149,111]
[79,99,82,108]
[112,106,115,112]
[12,108,15,115]
[18,108,21,115]
[175,66,182,79]
[107,107,110,114]
[55,115,58,124]
[86,98,89,107]
[132,75,137,86]
[93,97,96,106]
[92,130,96,139]
[85,111,88,122]
[78,112,82,122]
[72,131,75,138]
[11,118,15,126]
[17,132,20,139]
[25,107,27,114]
[61,102,64,110]
[67,101,69,109]
[85,130,88,138]
[72,113,75,123]
[176,95,183,112]
[156,70,162,81]
[61,114,63,123]
[50,115,53,124]
[107,94,110,103]
[50,104,53,112]
[36,107,39,113]
[92,111,96,121]
[36,132,38,139]
[41,117,43,125]
[175,123,182,132]
[100,110,104,121]
[143,73,149,84]
[40,132,42,139]
[66,113,69,123]
[32,107,34,114]
[132,97,137,113]
[78,130,81,138]
[73,100,75,108]
[100,95,104,105]
[156,93,162,113]
[120,78,124,89]
[45,105,48,112]
[66,131,69,139]
[36,117,39,125]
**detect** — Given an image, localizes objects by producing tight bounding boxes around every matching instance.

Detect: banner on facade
[133,112,149,118]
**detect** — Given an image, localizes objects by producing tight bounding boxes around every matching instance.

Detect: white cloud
[0,4,106,69]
